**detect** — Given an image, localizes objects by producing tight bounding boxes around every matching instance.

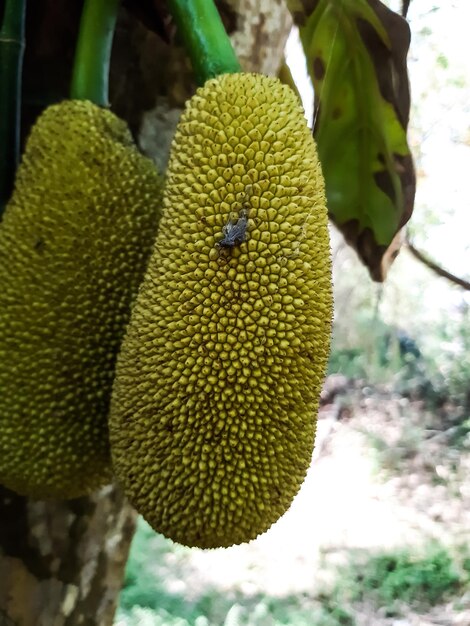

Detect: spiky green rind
[110,73,332,547]
[0,100,162,499]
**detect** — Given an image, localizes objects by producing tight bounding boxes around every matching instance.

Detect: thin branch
[405,236,470,291]
[401,0,411,18]
[0,0,26,215]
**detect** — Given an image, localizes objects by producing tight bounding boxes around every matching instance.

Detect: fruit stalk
[70,0,121,105]
[0,0,26,215]
[166,0,241,84]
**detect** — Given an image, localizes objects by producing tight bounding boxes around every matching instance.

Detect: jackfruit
[110,73,332,548]
[0,100,162,499]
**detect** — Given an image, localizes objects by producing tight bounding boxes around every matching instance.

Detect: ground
[116,378,470,626]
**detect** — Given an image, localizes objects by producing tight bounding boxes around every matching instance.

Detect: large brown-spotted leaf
[288,0,415,281]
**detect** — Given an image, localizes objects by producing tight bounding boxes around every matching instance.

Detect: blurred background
[115,2,470,624]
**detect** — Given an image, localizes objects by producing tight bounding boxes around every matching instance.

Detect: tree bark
[0,485,136,626]
[1,1,292,624]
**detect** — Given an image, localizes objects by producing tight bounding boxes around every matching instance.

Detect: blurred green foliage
[347,548,464,608]
[117,520,355,626]
[329,291,470,416]
[117,522,469,625]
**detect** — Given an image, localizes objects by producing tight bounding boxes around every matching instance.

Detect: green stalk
[166,0,241,84]
[70,0,120,105]
[0,0,26,215]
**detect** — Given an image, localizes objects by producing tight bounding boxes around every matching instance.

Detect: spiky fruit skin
[0,100,162,499]
[110,73,332,548]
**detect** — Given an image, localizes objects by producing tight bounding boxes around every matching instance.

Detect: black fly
[217,209,249,249]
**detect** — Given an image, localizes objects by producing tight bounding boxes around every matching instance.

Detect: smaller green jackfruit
[110,73,332,548]
[0,100,162,499]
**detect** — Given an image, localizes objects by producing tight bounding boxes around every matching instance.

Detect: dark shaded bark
[0,484,136,626]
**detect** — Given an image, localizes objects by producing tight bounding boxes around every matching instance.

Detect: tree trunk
[1,1,292,624]
[0,485,136,626]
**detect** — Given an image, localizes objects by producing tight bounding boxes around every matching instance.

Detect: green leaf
[288,0,416,281]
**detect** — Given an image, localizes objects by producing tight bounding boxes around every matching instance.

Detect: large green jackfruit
[110,73,332,548]
[0,100,162,499]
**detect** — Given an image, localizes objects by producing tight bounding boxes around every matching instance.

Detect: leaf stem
[166,0,241,84]
[70,0,121,105]
[0,0,26,215]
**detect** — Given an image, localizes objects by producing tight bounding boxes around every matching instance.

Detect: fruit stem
[0,0,26,216]
[166,0,241,84]
[70,0,120,105]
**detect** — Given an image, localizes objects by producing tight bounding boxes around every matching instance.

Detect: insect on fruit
[217,209,248,248]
